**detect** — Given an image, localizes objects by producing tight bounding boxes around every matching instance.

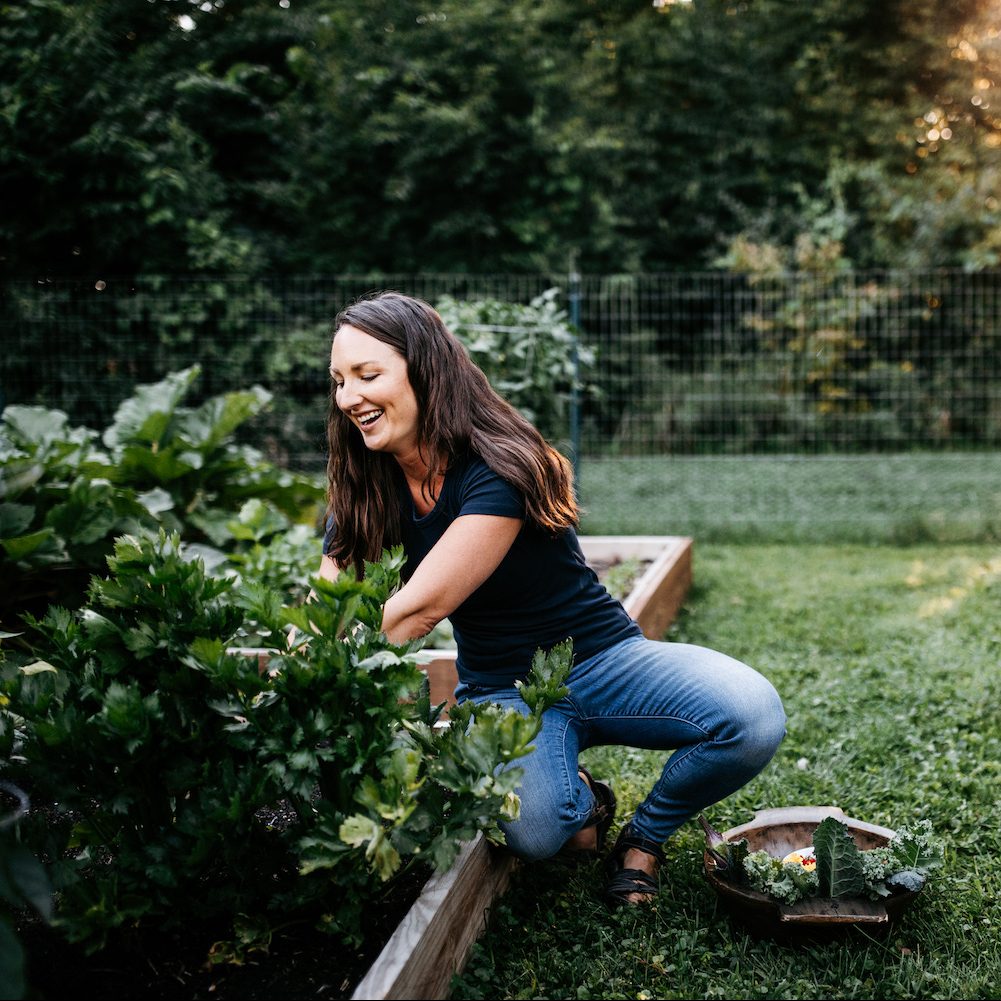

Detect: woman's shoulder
[448,451,524,515]
[450,450,489,478]
[451,451,513,489]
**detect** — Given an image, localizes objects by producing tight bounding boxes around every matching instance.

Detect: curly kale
[743,850,818,905]
[860,846,896,898]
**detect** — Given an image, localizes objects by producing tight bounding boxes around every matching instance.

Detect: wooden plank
[578,534,683,561]
[623,538,693,639]
[780,897,888,924]
[351,833,517,1001]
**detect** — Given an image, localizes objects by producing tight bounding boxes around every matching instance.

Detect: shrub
[1,533,569,955]
[435,288,594,449]
[0,367,322,629]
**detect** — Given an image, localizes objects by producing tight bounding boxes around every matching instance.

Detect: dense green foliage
[0,534,571,958]
[454,542,1001,1000]
[0,366,322,629]
[3,0,1001,276]
[436,287,593,448]
[0,364,571,990]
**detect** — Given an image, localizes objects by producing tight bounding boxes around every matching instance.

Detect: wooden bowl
[702,806,922,936]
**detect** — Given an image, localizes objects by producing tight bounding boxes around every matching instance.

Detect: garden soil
[20,862,429,1000]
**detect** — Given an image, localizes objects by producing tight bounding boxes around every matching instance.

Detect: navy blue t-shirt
[324,453,641,685]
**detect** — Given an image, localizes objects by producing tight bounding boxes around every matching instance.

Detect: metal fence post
[568,265,582,496]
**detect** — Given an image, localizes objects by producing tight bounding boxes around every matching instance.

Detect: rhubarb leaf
[813,817,865,898]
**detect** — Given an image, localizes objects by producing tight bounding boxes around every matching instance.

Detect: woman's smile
[355,408,384,430]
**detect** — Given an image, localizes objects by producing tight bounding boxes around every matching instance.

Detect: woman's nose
[337,379,362,411]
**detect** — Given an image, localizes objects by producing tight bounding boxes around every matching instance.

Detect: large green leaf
[175,387,271,452]
[0,503,35,539]
[102,366,201,448]
[1,528,62,562]
[0,458,45,501]
[1,406,71,449]
[45,478,129,546]
[813,817,865,898]
[115,443,198,484]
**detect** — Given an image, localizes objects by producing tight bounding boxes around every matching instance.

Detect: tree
[2,0,1000,276]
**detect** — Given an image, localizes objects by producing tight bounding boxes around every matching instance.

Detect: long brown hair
[325,292,578,574]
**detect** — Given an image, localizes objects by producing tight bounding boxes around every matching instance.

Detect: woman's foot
[604,821,665,907]
[557,769,616,859]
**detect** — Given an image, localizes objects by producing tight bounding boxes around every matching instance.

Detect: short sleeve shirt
[324,453,641,685]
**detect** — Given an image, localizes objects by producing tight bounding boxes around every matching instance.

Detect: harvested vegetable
[706,817,943,906]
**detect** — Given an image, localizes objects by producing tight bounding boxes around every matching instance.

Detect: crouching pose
[319,291,786,906]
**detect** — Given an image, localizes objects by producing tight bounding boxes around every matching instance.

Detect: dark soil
[19,862,430,1001]
[14,795,431,1001]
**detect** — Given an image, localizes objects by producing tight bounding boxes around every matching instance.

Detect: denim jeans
[455,634,786,861]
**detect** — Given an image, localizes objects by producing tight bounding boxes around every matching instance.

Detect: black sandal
[604,821,665,907]
[579,766,617,854]
[555,767,617,861]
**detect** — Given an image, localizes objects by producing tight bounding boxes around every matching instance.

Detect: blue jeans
[455,635,786,862]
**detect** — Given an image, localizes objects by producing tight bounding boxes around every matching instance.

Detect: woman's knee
[498,781,586,862]
[733,674,786,766]
[501,819,568,862]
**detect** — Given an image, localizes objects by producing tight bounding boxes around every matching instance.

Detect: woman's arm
[382,514,521,644]
[316,514,521,644]
[318,553,340,583]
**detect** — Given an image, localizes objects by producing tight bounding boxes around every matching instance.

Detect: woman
[319,291,785,906]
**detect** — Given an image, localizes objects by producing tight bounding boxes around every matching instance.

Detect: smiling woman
[318,291,787,908]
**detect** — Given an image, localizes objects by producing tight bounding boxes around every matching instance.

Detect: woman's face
[330,324,421,462]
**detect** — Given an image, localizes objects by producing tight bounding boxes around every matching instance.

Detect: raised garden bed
[31,536,691,1001]
[350,833,515,1000]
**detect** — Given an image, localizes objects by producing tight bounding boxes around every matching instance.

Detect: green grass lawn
[578,453,1001,544]
[453,543,1001,1000]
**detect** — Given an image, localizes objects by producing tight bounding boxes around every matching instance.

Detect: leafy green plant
[191,498,320,634]
[435,288,595,448]
[601,557,643,601]
[812,815,865,898]
[742,847,819,905]
[4,531,569,957]
[0,367,322,629]
[95,365,321,543]
[243,562,571,944]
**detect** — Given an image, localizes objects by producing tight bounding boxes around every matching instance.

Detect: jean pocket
[454,681,485,702]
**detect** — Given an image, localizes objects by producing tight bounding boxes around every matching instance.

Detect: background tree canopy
[2,0,1001,277]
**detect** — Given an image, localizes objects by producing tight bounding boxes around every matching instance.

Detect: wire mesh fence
[3,272,1000,540]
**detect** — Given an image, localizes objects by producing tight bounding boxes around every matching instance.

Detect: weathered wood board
[350,834,517,1000]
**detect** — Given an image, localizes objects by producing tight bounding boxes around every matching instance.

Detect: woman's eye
[361,374,377,382]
